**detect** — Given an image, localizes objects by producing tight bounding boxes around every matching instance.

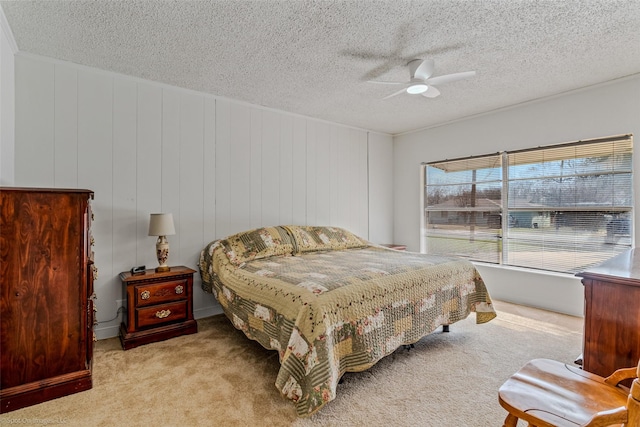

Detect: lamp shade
[148,213,175,236]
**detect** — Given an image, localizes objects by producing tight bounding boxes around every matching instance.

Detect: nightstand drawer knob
[175,285,184,294]
[141,290,151,300]
[155,309,171,319]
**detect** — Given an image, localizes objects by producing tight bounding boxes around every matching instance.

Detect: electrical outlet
[116,299,125,312]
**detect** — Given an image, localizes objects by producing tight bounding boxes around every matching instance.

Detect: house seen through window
[421,134,633,274]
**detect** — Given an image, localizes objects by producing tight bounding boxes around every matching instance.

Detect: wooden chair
[498,358,640,427]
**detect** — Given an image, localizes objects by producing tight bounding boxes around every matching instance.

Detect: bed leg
[442,325,450,333]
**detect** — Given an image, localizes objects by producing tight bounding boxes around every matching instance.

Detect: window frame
[421,134,634,274]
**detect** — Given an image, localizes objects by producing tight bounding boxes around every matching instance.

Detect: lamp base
[155,236,171,273]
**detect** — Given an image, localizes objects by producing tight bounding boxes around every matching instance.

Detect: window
[422,135,633,273]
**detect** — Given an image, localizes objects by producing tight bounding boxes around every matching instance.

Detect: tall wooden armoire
[0,187,95,413]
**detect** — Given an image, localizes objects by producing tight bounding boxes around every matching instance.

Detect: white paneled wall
[368,132,393,245]
[0,15,16,185]
[12,54,392,339]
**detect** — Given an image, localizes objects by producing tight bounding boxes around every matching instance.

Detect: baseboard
[95,324,120,340]
[194,305,223,319]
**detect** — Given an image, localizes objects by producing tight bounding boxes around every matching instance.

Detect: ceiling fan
[369,59,476,100]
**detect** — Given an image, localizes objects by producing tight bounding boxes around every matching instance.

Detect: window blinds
[423,134,633,273]
[505,135,632,272]
[424,153,503,264]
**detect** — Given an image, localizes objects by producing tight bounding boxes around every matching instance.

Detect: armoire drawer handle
[175,285,184,294]
[140,290,150,300]
[155,309,171,319]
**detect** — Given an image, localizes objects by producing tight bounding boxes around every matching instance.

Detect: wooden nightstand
[119,266,198,350]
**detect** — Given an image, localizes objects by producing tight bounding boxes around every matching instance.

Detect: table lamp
[148,213,175,272]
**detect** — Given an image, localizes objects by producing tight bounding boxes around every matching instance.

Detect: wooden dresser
[0,187,95,413]
[576,249,640,382]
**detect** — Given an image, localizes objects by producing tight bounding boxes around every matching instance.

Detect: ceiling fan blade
[383,87,408,100]
[413,59,435,80]
[426,70,476,86]
[422,86,440,98]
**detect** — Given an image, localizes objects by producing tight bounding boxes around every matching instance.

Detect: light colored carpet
[0,300,583,427]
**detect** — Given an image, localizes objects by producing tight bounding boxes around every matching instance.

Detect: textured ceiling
[3,0,640,135]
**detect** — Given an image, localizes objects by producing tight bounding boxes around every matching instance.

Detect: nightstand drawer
[135,279,188,307]
[136,301,187,328]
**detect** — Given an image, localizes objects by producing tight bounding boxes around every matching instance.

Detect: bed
[199,225,496,416]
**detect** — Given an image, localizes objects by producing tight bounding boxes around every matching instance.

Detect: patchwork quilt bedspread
[199,226,496,416]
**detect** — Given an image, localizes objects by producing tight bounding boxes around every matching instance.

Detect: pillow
[284,225,368,254]
[218,226,295,266]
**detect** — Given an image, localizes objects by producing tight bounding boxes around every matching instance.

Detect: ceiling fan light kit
[369,58,476,100]
[406,83,428,94]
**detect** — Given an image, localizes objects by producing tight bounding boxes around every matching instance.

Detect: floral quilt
[199,228,496,417]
